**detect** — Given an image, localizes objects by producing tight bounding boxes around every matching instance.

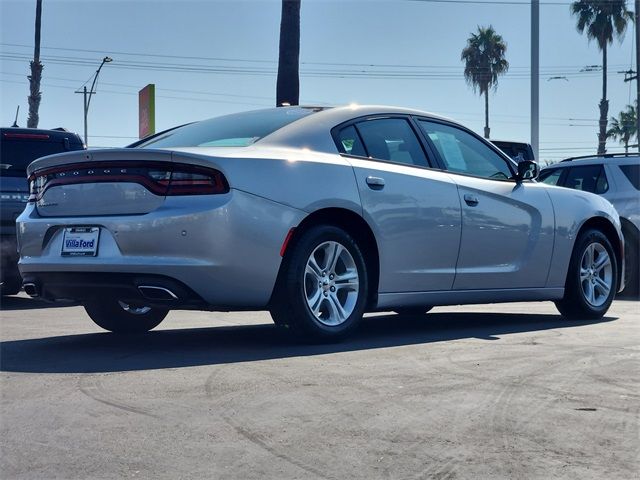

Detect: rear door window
[564,165,608,194]
[354,118,428,167]
[336,125,367,157]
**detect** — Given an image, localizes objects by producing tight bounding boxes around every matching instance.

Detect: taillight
[166,167,228,196]
[27,161,229,202]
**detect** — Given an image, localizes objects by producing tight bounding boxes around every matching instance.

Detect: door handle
[366,176,385,190]
[464,194,479,206]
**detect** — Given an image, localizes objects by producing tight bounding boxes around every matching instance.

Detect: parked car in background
[17,106,624,340]
[491,140,535,162]
[0,127,84,295]
[539,154,639,295]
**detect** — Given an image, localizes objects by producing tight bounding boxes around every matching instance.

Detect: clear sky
[0,0,636,163]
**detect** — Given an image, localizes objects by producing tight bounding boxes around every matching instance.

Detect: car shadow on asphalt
[0,311,617,374]
[0,296,77,311]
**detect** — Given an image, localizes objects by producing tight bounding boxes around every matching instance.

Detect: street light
[76,56,112,147]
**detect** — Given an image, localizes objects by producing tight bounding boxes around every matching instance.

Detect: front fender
[545,185,623,288]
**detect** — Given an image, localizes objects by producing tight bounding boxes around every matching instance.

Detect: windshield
[134,107,318,149]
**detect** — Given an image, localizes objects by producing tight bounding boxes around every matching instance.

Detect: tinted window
[336,125,366,157]
[565,165,608,194]
[135,107,317,148]
[418,120,513,180]
[619,164,640,190]
[538,168,564,186]
[355,118,428,167]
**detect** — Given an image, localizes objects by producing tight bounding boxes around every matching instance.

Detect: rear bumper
[21,272,206,309]
[17,189,306,308]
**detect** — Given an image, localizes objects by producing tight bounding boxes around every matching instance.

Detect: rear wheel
[555,229,617,320]
[270,225,368,342]
[84,298,168,333]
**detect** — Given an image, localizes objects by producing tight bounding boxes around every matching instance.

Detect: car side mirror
[516,160,539,182]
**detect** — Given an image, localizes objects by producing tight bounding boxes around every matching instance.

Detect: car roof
[561,153,639,162]
[257,104,460,153]
[308,104,455,124]
[542,153,640,169]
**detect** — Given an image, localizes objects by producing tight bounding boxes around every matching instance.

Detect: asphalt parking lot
[1,294,638,479]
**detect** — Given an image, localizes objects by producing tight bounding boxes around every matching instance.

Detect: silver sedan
[17,105,625,340]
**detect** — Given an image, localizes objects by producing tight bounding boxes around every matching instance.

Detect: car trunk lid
[29,149,175,217]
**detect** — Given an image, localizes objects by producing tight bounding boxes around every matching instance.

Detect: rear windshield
[0,136,82,177]
[134,107,317,149]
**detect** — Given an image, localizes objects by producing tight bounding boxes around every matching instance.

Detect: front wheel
[84,298,168,333]
[270,225,369,342]
[555,229,617,320]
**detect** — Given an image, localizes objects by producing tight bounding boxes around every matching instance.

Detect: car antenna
[11,105,19,127]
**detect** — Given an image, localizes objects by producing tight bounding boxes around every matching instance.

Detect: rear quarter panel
[170,147,363,215]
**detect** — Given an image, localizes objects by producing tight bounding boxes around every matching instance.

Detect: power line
[0,79,273,107]
[0,53,621,81]
[407,0,613,5]
[0,78,602,128]
[0,43,627,73]
[0,71,276,101]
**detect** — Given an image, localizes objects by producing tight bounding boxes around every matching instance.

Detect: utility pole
[623,0,640,153]
[531,0,539,161]
[83,86,88,145]
[75,56,112,147]
[634,0,640,152]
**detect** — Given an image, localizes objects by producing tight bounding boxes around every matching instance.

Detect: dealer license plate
[61,227,100,257]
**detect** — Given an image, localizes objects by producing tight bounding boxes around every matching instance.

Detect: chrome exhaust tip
[23,282,39,297]
[137,285,178,301]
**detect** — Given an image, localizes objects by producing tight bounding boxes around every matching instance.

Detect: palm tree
[276,0,301,107]
[27,0,43,128]
[607,104,637,153]
[571,0,633,155]
[461,26,509,139]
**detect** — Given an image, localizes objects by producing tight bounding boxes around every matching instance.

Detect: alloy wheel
[579,242,613,307]
[304,241,359,326]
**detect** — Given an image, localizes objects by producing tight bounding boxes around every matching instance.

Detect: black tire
[394,306,433,316]
[622,231,639,296]
[1,278,21,296]
[84,298,168,333]
[269,225,369,342]
[555,229,617,320]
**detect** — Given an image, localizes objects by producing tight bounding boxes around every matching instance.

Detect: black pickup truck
[0,128,85,295]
